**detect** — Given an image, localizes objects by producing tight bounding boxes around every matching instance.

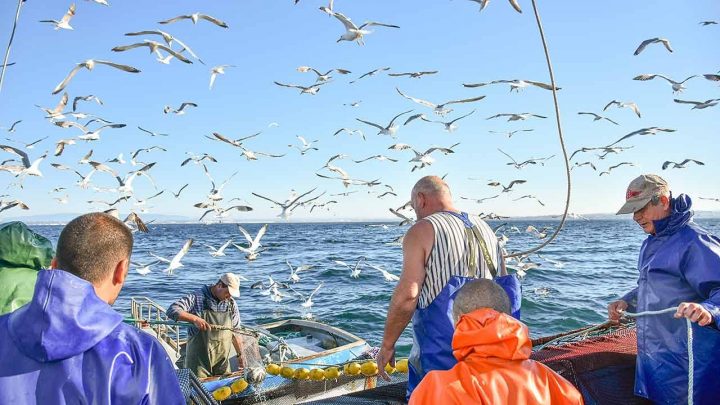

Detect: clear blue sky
[1,0,718,221]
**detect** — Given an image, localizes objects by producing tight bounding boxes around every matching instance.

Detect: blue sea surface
[30,218,720,357]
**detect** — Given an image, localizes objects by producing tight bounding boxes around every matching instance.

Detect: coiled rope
[622,307,693,405]
[504,0,571,259]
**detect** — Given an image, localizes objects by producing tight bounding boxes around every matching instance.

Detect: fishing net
[530,320,652,405]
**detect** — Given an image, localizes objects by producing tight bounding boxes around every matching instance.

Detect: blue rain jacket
[0,269,185,404]
[621,194,720,404]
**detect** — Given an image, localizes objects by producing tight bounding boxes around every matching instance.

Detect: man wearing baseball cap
[167,272,246,378]
[608,174,720,403]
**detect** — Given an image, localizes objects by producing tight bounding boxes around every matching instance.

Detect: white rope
[0,0,24,96]
[623,307,693,405]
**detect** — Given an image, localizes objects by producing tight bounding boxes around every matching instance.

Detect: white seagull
[367,264,400,281]
[151,239,194,275]
[356,110,413,137]
[327,11,399,45]
[603,100,641,118]
[397,87,485,116]
[634,38,673,55]
[53,60,140,95]
[234,224,268,260]
[39,3,76,30]
[209,65,235,89]
[204,239,234,257]
[335,257,366,278]
[158,13,228,28]
[633,74,696,93]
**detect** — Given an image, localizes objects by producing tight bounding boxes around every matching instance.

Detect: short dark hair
[55,213,133,283]
[452,279,511,324]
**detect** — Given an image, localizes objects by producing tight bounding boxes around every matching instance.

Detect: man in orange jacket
[410,279,583,404]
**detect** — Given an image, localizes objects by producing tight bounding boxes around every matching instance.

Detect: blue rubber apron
[407,211,522,399]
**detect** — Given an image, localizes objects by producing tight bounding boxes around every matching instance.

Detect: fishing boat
[129,297,382,404]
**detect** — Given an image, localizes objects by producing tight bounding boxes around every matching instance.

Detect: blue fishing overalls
[407,211,522,399]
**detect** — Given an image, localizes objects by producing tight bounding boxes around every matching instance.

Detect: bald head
[55,212,133,284]
[411,176,455,219]
[452,279,511,324]
[411,176,451,200]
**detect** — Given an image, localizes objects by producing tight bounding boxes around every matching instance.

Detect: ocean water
[29,218,720,357]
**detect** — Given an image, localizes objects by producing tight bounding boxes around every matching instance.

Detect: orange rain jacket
[409,308,583,405]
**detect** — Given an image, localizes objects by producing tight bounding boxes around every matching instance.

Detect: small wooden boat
[130,297,377,404]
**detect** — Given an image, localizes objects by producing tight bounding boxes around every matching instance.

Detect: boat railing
[130,296,182,356]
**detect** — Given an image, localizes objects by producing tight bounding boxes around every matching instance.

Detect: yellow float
[230,378,248,393]
[294,367,310,380]
[325,366,340,379]
[309,368,326,381]
[361,361,379,376]
[212,386,232,401]
[266,363,281,376]
[280,366,295,379]
[395,359,409,373]
[344,362,361,376]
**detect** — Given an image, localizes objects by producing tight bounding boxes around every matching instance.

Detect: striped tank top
[418,211,502,309]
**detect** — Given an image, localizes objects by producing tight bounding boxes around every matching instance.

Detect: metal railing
[130,297,183,356]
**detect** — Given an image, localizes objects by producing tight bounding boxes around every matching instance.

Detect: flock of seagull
[0,2,718,313]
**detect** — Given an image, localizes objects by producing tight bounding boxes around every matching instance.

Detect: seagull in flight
[131,260,160,276]
[39,3,76,30]
[333,128,365,140]
[252,188,318,219]
[287,260,314,283]
[513,195,545,206]
[112,41,193,64]
[487,179,526,193]
[421,110,476,132]
[662,159,704,170]
[234,224,268,260]
[633,74,697,93]
[334,257,366,278]
[172,184,189,198]
[608,127,675,147]
[209,65,235,89]
[296,66,351,82]
[181,153,217,166]
[326,11,399,45]
[460,195,500,204]
[603,100,641,118]
[273,81,329,95]
[409,143,460,172]
[158,13,228,28]
[599,162,635,176]
[487,113,546,121]
[124,29,203,63]
[209,131,260,148]
[0,145,47,177]
[367,264,400,281]
[289,136,319,155]
[673,98,719,110]
[354,155,398,163]
[138,126,169,137]
[389,208,414,226]
[577,112,619,125]
[204,239,234,257]
[0,199,29,213]
[466,0,522,13]
[350,67,390,83]
[634,37,673,55]
[463,79,558,92]
[72,95,103,112]
[397,88,485,116]
[489,129,534,138]
[498,149,554,169]
[163,102,197,115]
[53,60,140,95]
[356,110,413,137]
[388,70,438,79]
[2,120,22,133]
[152,239,193,275]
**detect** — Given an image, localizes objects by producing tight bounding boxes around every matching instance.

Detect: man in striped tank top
[376,176,513,400]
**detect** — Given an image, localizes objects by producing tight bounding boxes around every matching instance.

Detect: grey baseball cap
[616,174,669,215]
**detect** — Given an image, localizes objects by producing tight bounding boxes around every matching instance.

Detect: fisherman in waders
[376,176,522,400]
[168,273,246,378]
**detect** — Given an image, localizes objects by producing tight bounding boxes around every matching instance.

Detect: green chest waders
[185,305,233,378]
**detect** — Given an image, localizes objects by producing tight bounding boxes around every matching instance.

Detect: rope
[532,322,609,351]
[503,0,571,259]
[623,307,693,405]
[0,0,24,96]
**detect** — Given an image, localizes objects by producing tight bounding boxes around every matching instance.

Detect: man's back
[0,269,184,404]
[419,211,501,308]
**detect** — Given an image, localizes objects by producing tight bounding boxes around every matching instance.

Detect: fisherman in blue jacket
[608,174,720,404]
[0,213,185,404]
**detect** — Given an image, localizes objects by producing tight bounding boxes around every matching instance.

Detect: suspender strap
[441,211,497,278]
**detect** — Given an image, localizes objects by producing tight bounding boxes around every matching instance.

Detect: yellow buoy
[325,366,340,380]
[294,367,310,380]
[280,366,295,379]
[344,362,361,376]
[384,363,396,374]
[266,363,281,376]
[395,359,409,373]
[309,368,326,381]
[361,361,378,376]
[212,386,232,401]
[230,378,249,393]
